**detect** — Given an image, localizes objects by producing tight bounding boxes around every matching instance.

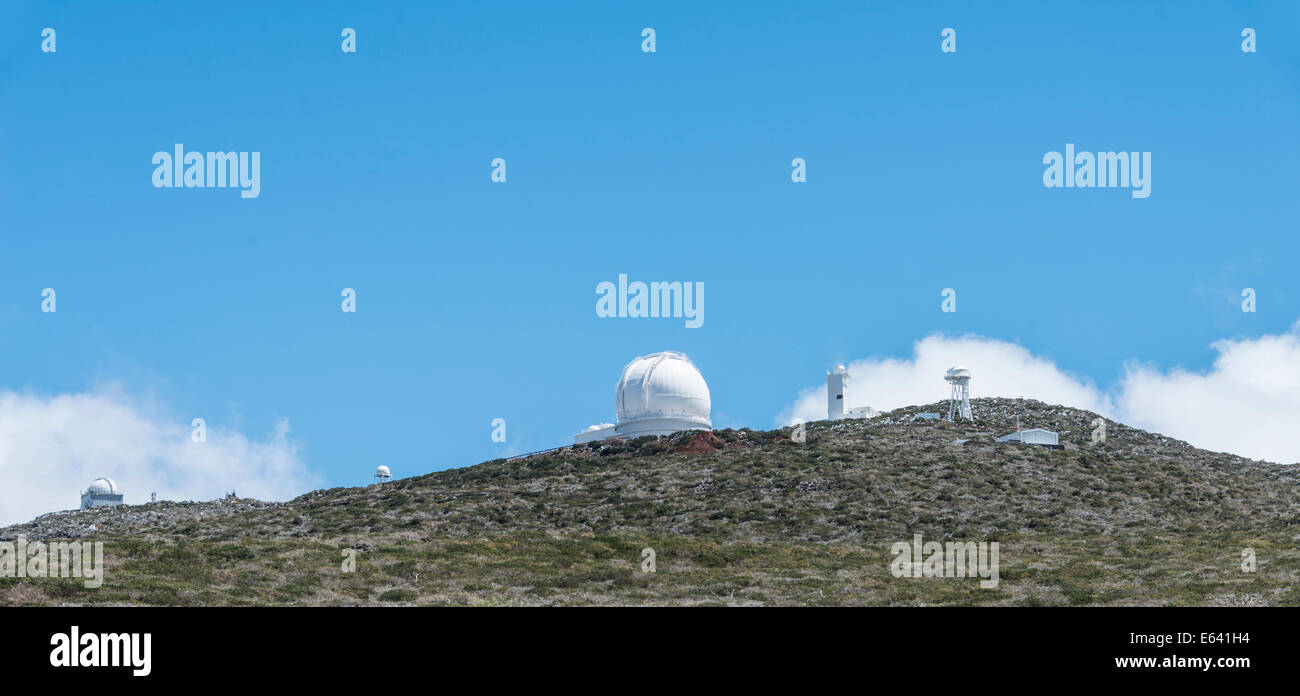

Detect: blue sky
[1,1,1297,511]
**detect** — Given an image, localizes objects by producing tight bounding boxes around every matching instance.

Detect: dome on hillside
[81,477,124,509]
[573,351,713,445]
[614,352,711,437]
[86,477,119,495]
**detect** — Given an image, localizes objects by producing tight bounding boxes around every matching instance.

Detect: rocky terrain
[3,398,1298,606]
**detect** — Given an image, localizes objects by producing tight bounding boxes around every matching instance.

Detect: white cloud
[778,325,1300,465]
[0,385,318,526]
[1116,324,1300,465]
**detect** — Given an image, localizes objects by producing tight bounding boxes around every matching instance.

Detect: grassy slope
[3,398,1298,606]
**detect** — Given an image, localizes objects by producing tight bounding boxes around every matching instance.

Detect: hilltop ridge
[3,398,1297,606]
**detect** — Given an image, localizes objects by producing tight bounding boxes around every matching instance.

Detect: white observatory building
[80,477,124,510]
[574,351,712,444]
[374,465,392,484]
[945,365,974,421]
[827,365,878,421]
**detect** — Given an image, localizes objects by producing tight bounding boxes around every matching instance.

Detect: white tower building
[945,365,974,421]
[575,351,712,444]
[374,465,392,484]
[827,365,848,420]
[825,365,878,421]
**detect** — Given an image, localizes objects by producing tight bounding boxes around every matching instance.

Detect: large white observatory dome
[614,352,712,438]
[81,477,125,509]
[86,477,120,495]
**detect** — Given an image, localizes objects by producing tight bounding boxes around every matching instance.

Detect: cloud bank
[0,386,318,526]
[778,324,1300,466]
[1116,327,1300,466]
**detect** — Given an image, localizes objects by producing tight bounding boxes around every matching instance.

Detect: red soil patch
[669,431,723,454]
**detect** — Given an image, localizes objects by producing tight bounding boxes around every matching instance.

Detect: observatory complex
[80,477,124,510]
[826,366,879,421]
[574,351,712,444]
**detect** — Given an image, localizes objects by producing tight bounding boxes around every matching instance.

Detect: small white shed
[996,428,1060,447]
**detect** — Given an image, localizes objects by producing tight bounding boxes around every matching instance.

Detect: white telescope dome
[375,466,391,477]
[614,352,711,438]
[86,477,119,495]
[945,365,972,382]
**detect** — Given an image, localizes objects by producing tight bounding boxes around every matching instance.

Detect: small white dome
[945,365,971,381]
[375,466,391,478]
[86,477,119,495]
[615,352,711,436]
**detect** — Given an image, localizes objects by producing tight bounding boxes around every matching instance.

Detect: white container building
[996,428,1060,448]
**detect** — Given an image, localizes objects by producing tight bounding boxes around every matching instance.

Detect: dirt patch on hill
[669,431,724,454]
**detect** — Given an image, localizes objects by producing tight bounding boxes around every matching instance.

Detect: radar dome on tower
[945,365,972,382]
[945,365,974,421]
